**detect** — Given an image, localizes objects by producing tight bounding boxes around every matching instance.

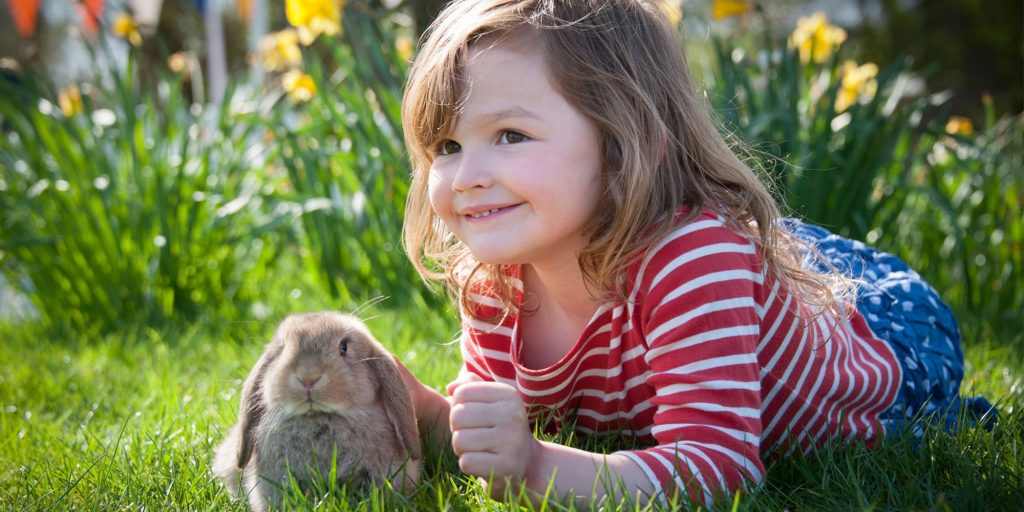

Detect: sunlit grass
[1,302,1020,511]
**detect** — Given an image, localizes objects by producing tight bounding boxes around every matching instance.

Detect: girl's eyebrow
[479,106,542,125]
[451,106,541,134]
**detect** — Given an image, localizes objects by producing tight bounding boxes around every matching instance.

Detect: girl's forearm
[514,440,657,506]
[413,382,454,450]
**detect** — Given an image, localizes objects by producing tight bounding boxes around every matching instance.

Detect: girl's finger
[457,451,513,479]
[449,398,527,430]
[446,371,484,395]
[450,380,519,403]
[450,425,500,455]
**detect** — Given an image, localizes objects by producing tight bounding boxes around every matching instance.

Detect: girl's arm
[527,439,656,504]
[449,379,657,505]
[394,357,453,450]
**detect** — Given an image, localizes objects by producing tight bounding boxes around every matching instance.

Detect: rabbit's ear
[371,354,422,460]
[236,342,282,467]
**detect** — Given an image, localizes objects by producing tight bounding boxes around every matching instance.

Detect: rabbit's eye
[338,339,349,356]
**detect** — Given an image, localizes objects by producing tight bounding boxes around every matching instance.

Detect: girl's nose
[450,150,493,192]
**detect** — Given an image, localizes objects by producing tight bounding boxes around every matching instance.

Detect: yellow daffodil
[58,84,83,117]
[286,0,343,46]
[658,0,683,27]
[113,13,142,47]
[711,0,748,21]
[945,116,974,136]
[282,69,316,102]
[835,60,878,112]
[259,29,302,71]
[790,12,846,64]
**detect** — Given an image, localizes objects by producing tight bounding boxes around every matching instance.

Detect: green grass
[1,300,1021,511]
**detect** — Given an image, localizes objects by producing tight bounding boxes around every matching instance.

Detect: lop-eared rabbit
[212,312,421,510]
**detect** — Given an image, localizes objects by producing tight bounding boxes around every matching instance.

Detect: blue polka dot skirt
[782,219,995,433]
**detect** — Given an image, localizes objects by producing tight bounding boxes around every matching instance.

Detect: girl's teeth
[470,208,500,219]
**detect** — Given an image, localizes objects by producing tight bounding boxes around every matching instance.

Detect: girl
[395,0,989,506]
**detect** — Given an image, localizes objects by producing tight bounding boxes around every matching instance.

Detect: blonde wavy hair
[402,0,850,320]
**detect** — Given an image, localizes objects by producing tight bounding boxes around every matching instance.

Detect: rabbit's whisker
[351,296,390,317]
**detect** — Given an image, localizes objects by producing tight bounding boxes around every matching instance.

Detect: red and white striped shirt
[456,210,901,504]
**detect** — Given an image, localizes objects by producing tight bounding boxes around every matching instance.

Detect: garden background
[1,0,1021,509]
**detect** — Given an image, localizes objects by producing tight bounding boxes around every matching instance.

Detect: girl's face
[427,34,603,271]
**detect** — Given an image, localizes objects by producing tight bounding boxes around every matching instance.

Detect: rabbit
[211,312,421,511]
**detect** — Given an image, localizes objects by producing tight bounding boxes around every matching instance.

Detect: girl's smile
[426,32,603,271]
[460,203,524,221]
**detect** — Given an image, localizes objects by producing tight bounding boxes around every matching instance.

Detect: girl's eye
[338,339,348,356]
[499,130,528,144]
[438,139,461,155]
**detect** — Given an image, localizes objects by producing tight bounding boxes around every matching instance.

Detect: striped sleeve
[457,291,515,386]
[616,220,765,505]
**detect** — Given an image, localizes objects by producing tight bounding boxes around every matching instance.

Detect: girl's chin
[462,244,527,266]
[468,252,523,266]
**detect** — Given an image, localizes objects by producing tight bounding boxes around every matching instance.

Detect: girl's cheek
[426,169,451,218]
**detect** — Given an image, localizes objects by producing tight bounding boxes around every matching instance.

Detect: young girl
[395,0,989,506]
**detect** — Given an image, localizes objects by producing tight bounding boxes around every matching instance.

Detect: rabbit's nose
[297,375,321,390]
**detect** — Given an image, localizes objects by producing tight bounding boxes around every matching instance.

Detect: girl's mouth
[469,208,501,219]
[464,204,521,220]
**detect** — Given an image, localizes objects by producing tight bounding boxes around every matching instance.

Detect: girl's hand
[448,376,540,497]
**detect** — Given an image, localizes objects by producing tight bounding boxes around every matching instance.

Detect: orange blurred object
[237,0,251,23]
[77,0,105,35]
[7,0,41,39]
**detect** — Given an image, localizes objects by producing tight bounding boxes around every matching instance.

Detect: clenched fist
[447,374,541,497]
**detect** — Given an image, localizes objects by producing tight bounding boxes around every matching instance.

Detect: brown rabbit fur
[212,312,421,511]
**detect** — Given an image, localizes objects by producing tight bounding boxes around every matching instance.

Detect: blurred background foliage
[0,0,1020,351]
[853,0,1022,119]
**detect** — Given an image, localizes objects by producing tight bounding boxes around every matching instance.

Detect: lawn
[1,296,1021,511]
